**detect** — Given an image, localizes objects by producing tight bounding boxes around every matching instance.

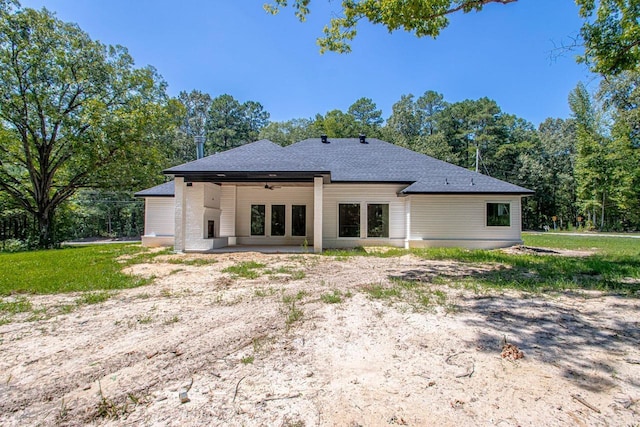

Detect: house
[135,136,533,252]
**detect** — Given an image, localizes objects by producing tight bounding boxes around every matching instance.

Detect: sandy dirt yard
[1,251,639,426]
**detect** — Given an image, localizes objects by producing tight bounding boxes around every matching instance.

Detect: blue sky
[21,0,595,126]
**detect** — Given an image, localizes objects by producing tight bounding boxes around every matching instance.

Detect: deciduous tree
[0,4,175,247]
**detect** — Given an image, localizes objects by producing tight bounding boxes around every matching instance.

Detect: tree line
[0,2,638,250]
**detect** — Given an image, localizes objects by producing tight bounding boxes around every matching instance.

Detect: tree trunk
[35,209,55,249]
[601,190,606,230]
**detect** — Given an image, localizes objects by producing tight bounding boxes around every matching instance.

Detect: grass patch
[222,261,266,279]
[363,283,401,299]
[165,257,217,266]
[0,244,157,295]
[282,290,307,304]
[405,234,640,294]
[163,315,180,325]
[75,291,113,305]
[0,296,32,314]
[254,287,277,297]
[265,266,307,280]
[240,355,255,364]
[320,289,350,304]
[285,302,303,326]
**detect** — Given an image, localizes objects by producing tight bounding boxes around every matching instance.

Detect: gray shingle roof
[134,180,175,197]
[164,139,326,174]
[156,137,532,195]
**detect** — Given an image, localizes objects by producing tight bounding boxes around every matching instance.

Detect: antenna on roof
[321,135,328,144]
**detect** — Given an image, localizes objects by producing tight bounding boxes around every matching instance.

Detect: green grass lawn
[325,233,640,294]
[0,244,161,295]
[1,233,638,298]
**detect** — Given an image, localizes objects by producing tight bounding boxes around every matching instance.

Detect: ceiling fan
[264,183,281,190]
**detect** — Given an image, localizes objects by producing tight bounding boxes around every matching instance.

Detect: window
[251,205,265,235]
[271,205,285,236]
[339,203,360,237]
[207,220,215,238]
[292,205,306,236]
[367,204,389,238]
[487,203,510,226]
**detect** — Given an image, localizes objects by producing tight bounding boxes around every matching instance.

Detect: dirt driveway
[1,252,639,426]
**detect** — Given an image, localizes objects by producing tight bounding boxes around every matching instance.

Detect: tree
[311,109,358,137]
[259,118,316,146]
[569,82,614,229]
[576,0,640,75]
[385,94,423,145]
[266,0,516,53]
[347,97,383,136]
[172,90,212,164]
[206,94,270,153]
[598,71,640,228]
[0,4,174,247]
[268,0,640,75]
[518,118,577,229]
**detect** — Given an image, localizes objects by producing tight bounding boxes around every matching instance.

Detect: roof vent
[359,134,367,144]
[321,135,329,144]
[470,178,475,186]
[194,135,205,159]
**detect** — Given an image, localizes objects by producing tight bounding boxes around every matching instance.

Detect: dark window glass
[487,203,510,226]
[292,205,306,236]
[271,205,285,236]
[367,204,389,238]
[339,203,360,237]
[251,205,265,235]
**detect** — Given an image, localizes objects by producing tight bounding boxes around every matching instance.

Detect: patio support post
[313,176,323,253]
[405,196,411,249]
[174,177,186,252]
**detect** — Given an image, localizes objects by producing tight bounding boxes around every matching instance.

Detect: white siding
[322,184,407,248]
[235,185,314,245]
[409,195,522,248]
[144,197,175,236]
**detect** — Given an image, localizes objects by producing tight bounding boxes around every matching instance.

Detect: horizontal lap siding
[144,198,175,236]
[410,195,521,241]
[322,184,406,245]
[236,186,314,244]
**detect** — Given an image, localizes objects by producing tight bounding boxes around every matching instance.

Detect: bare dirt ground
[1,251,639,426]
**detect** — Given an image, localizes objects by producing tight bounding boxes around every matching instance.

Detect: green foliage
[0,296,32,314]
[259,118,317,146]
[269,0,639,75]
[0,244,153,295]
[222,261,266,278]
[320,289,347,303]
[568,81,640,231]
[284,301,303,325]
[0,5,176,247]
[171,90,212,164]
[577,0,640,75]
[75,291,112,305]
[266,0,517,53]
[206,94,270,153]
[241,355,255,364]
